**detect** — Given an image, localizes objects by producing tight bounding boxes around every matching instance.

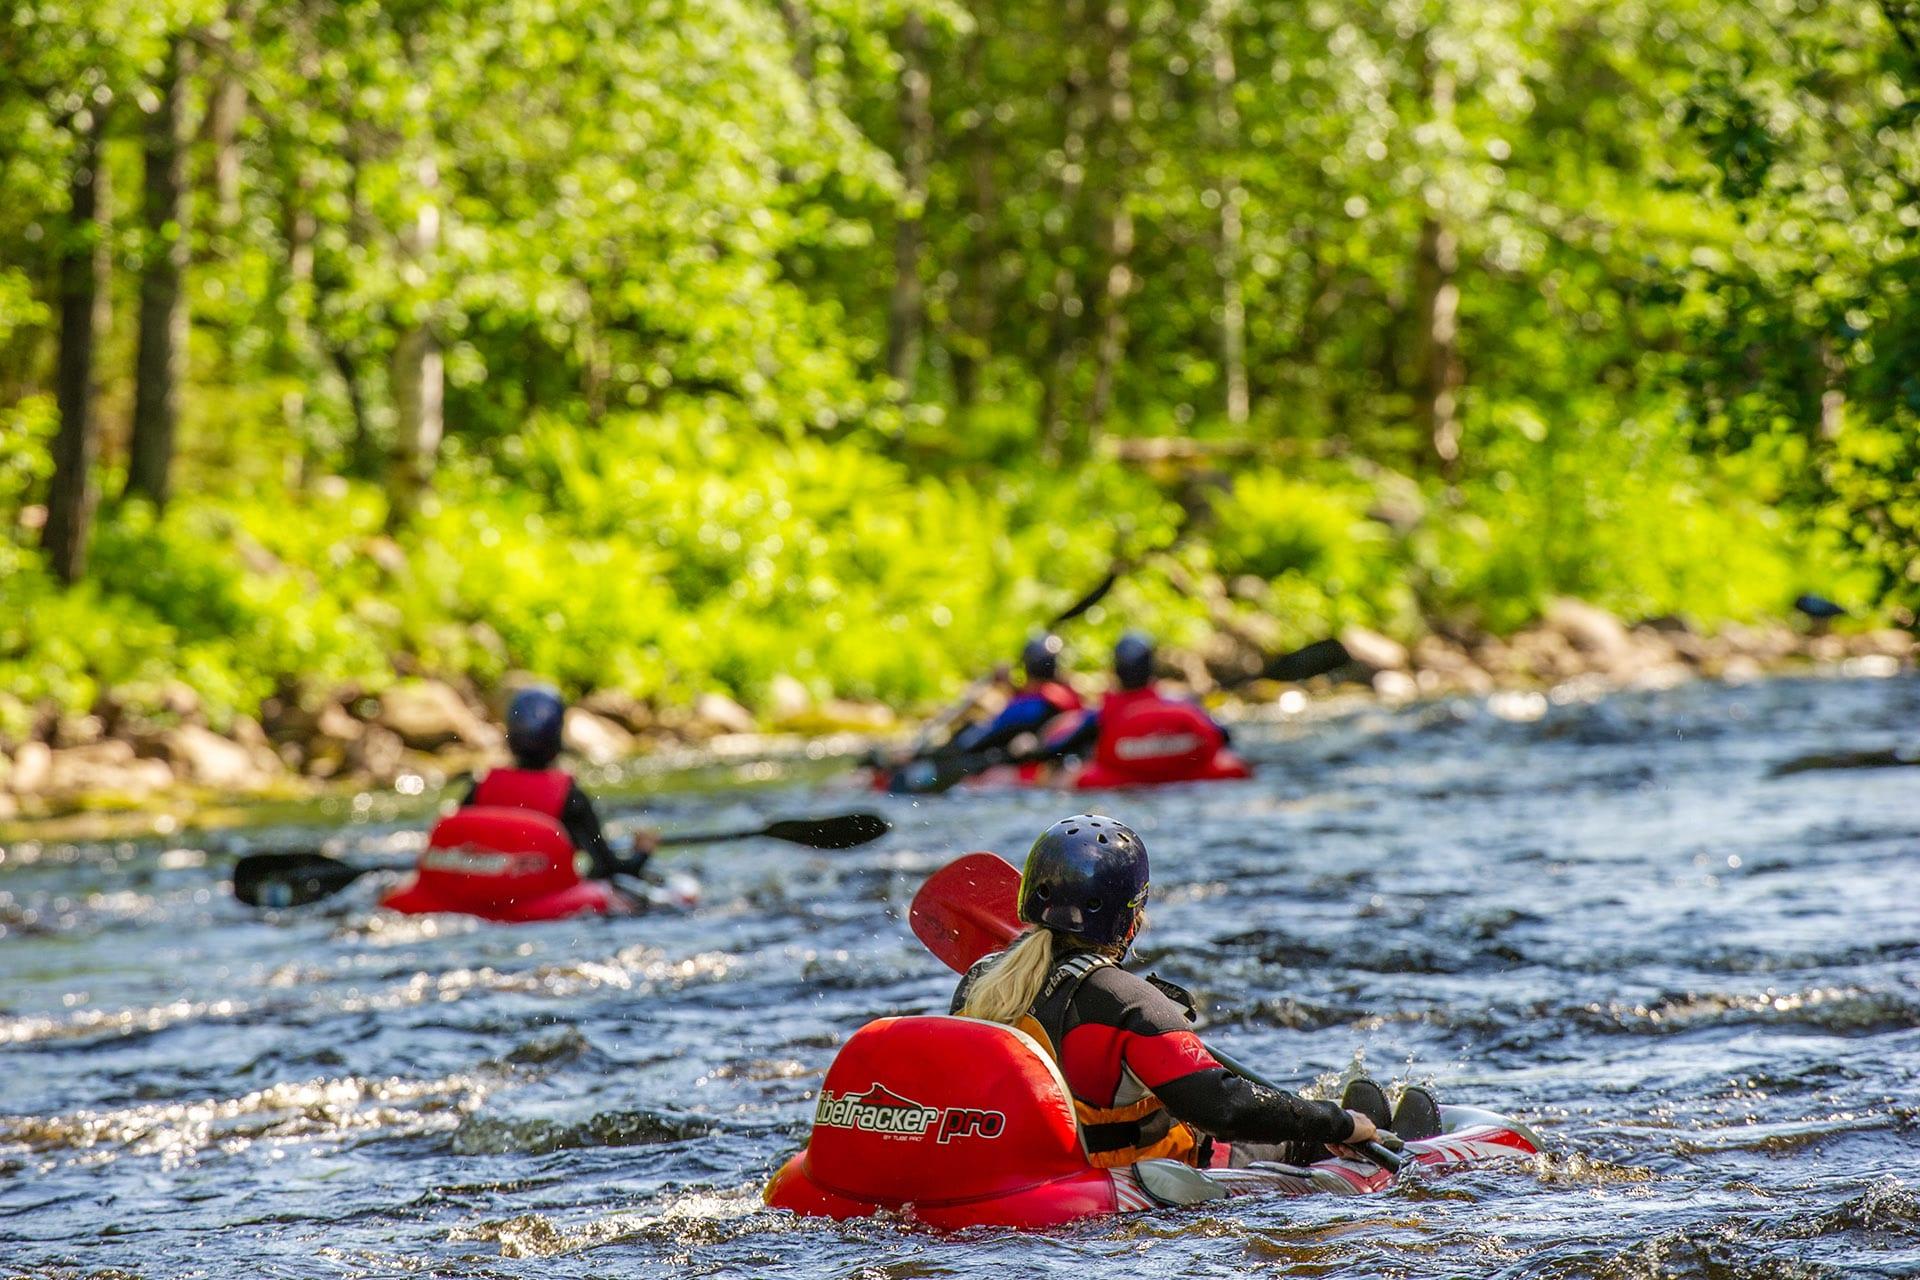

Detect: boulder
[1851,629,1916,660]
[53,714,106,748]
[1338,625,1409,674]
[693,692,756,736]
[580,689,653,734]
[315,701,365,745]
[767,675,814,727]
[1544,599,1633,664]
[817,699,897,733]
[159,725,264,788]
[10,741,52,793]
[377,681,499,752]
[46,741,176,795]
[1509,627,1581,682]
[563,708,634,765]
[1371,669,1418,701]
[1411,635,1494,694]
[345,724,406,780]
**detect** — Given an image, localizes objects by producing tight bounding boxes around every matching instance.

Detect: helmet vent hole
[1088,898,1103,911]
[1098,834,1108,844]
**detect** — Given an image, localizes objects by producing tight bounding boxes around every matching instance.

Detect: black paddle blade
[760,812,891,849]
[1050,570,1119,627]
[1259,637,1353,684]
[232,851,371,908]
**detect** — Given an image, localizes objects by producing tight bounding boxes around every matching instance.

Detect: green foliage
[0,0,1911,737]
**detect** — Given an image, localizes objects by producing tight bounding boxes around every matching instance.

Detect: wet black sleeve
[1154,1068,1355,1146]
[1031,711,1100,763]
[561,783,622,879]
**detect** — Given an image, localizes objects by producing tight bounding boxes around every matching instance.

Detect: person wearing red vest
[946,633,1085,756]
[460,686,653,879]
[1037,632,1230,764]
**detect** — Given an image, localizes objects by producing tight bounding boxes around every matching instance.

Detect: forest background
[2,0,1918,746]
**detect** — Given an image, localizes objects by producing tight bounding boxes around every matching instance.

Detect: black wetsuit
[952,951,1354,1167]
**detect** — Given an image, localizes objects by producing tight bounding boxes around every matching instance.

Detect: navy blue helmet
[1022,632,1065,682]
[505,685,566,767]
[1113,631,1155,690]
[1018,814,1149,947]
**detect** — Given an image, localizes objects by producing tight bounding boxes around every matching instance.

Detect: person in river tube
[1028,632,1228,766]
[951,815,1441,1170]
[944,633,1085,757]
[459,686,657,879]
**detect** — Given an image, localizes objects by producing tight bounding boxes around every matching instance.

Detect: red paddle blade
[909,852,1023,974]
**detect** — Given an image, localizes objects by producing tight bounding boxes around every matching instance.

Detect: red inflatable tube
[379,806,624,924]
[1069,692,1252,789]
[764,1015,1541,1230]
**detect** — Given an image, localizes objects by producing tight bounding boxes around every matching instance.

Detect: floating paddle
[233,810,891,908]
[909,852,1405,1173]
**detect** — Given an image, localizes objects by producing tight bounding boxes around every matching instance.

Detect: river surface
[3,674,1918,1278]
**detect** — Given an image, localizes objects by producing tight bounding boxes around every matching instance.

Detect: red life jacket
[1075,686,1249,788]
[1029,680,1084,715]
[470,768,572,820]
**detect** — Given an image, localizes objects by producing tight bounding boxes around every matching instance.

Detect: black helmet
[505,685,566,767]
[1017,814,1149,946]
[1113,631,1155,690]
[1021,633,1064,682]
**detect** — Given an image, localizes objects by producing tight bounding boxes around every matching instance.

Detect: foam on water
[2,674,1917,1277]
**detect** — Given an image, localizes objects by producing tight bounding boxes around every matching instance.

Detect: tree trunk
[1415,214,1463,473]
[1086,0,1134,434]
[385,150,444,531]
[1413,54,1462,475]
[279,171,317,485]
[126,39,194,510]
[43,110,112,583]
[887,10,932,392]
[777,0,816,84]
[207,72,246,233]
[1039,0,1093,457]
[1205,0,1248,426]
[951,30,995,413]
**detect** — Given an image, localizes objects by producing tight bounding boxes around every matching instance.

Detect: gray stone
[377,681,500,752]
[9,741,51,794]
[1339,625,1409,674]
[563,708,634,764]
[693,692,756,736]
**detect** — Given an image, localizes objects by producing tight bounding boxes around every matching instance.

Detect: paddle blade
[232,851,372,908]
[760,812,891,849]
[1259,637,1352,684]
[909,852,1023,973]
[1050,570,1119,628]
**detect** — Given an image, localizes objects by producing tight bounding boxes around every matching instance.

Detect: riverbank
[2,598,1909,833]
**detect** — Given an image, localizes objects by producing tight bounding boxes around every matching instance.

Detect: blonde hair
[961,917,1143,1026]
[961,928,1058,1025]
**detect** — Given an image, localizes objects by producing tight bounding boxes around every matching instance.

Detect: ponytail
[960,928,1058,1025]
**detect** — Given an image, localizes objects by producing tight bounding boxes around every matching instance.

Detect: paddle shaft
[1204,1043,1404,1172]
[907,568,1122,757]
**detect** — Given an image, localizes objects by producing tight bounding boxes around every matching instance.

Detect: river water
[3,675,1917,1278]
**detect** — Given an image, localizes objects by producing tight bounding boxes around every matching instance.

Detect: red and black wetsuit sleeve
[560,782,624,879]
[1066,967,1354,1147]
